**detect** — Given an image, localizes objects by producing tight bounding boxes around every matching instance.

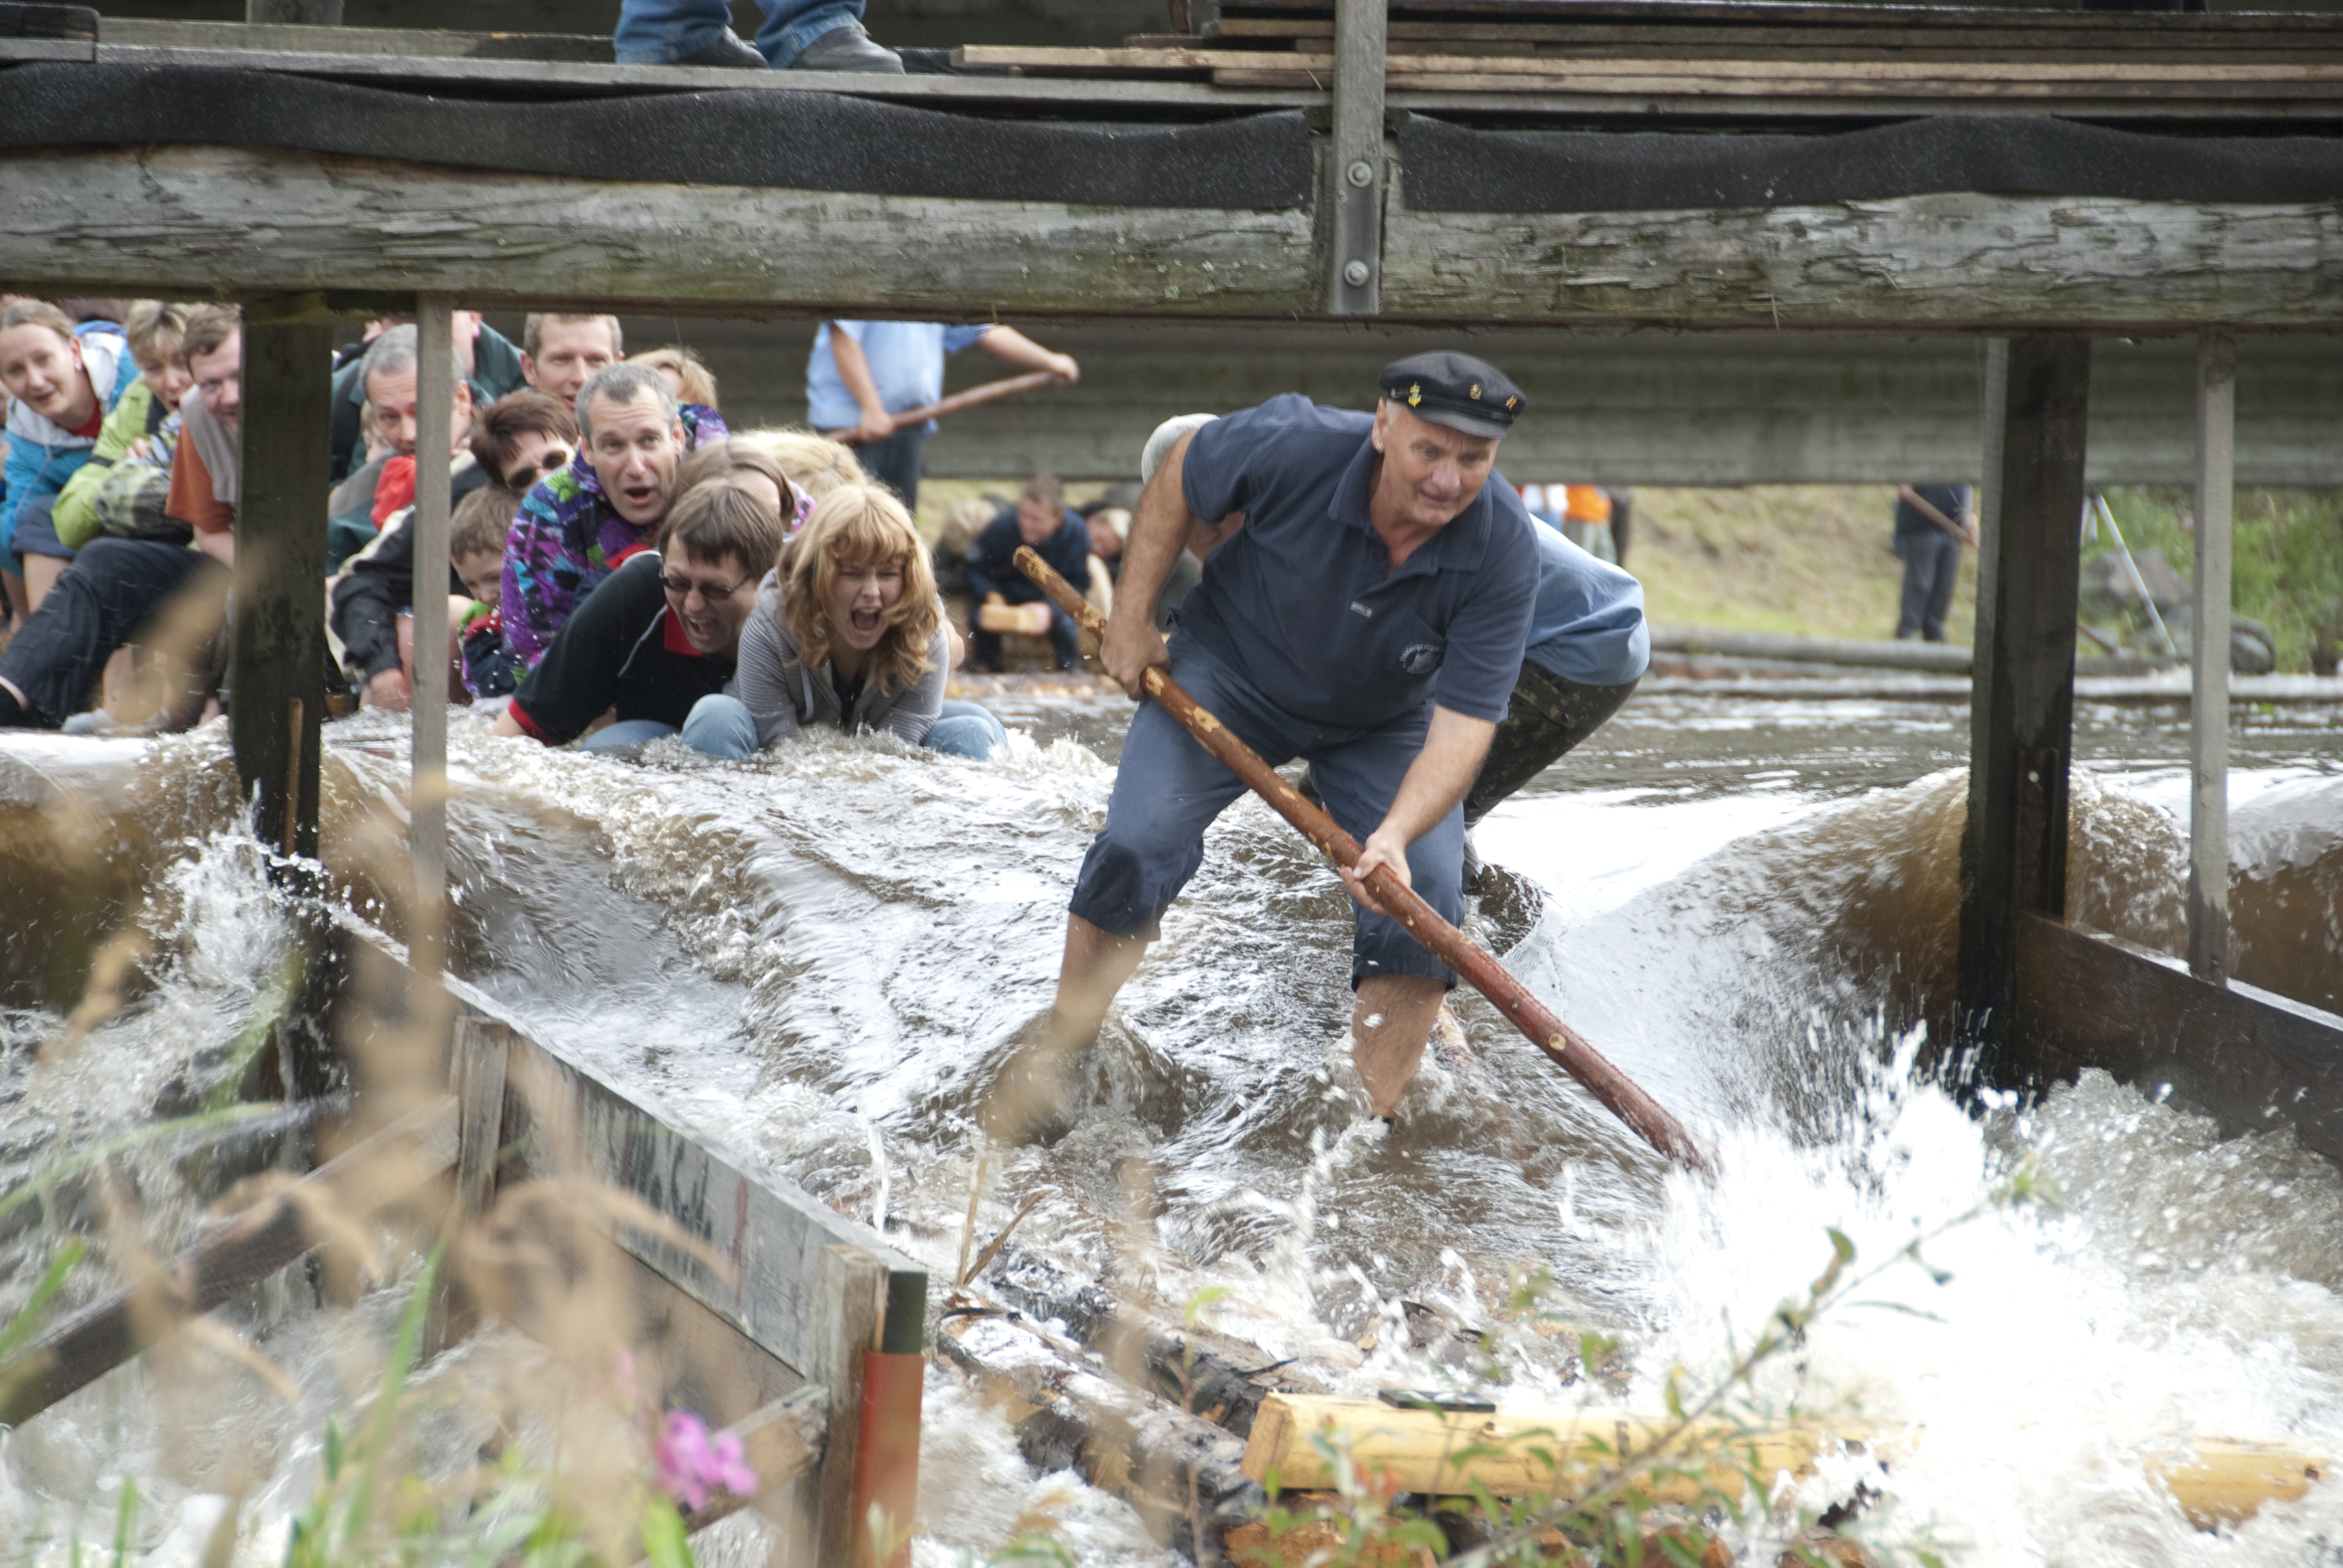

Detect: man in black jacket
[963,472,1090,672]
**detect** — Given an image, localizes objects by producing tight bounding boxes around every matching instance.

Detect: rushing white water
[1,687,2339,1563]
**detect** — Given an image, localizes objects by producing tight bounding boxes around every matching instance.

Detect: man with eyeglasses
[491,481,784,758]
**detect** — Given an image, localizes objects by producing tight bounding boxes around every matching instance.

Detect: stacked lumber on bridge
[953,0,2343,113]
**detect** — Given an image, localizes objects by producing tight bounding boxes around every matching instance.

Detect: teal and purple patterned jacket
[498,402,727,670]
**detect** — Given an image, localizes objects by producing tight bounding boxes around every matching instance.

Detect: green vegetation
[2093,487,2343,675]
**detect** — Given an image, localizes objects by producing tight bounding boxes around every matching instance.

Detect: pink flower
[653,1410,758,1511]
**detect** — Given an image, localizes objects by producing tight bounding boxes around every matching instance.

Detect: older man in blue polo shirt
[1043,353,1539,1127]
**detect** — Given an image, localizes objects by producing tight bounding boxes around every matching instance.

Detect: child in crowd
[669,437,805,544]
[1,299,140,621]
[492,480,781,757]
[51,302,194,555]
[631,345,719,411]
[736,484,1006,760]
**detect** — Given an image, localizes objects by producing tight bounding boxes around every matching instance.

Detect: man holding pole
[1041,354,1537,1126]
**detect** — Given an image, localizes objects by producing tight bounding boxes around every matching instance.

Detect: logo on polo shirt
[1400,642,1444,675]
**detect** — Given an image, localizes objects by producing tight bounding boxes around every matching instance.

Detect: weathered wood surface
[2190,332,2235,986]
[0,1094,459,1428]
[677,1385,831,1538]
[231,307,333,865]
[456,976,925,1385]
[1959,335,2089,1079]
[0,145,1317,318]
[1377,194,2343,330]
[2014,913,2343,1165]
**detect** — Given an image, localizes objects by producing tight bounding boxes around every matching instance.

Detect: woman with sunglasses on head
[738,483,1006,760]
[491,478,783,758]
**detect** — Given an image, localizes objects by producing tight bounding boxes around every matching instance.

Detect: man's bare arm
[976,327,1080,385]
[826,326,894,443]
[1342,705,1496,915]
[1099,430,1201,697]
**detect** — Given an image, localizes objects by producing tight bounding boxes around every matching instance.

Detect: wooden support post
[1325,0,1385,315]
[2191,330,2235,985]
[424,1016,509,1357]
[410,295,455,985]
[804,1244,886,1568]
[231,296,332,872]
[1958,335,2091,1083]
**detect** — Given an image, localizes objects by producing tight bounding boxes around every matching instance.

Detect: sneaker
[790,21,904,73]
[675,29,768,68]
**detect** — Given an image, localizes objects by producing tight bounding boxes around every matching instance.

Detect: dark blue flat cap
[1377,351,1524,439]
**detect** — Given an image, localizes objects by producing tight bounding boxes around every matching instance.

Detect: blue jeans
[580,694,759,759]
[926,699,1006,760]
[1067,639,1464,990]
[613,0,862,66]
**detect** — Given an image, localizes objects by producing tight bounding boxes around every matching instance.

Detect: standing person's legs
[925,699,1006,759]
[857,426,928,511]
[1305,711,1466,1117]
[1919,532,1962,642]
[748,0,873,65]
[1055,648,1296,1044]
[0,539,220,727]
[1607,486,1635,569]
[1894,534,1932,639]
[612,0,736,62]
[1463,664,1640,826]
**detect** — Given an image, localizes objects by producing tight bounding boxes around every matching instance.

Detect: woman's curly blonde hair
[781,485,941,698]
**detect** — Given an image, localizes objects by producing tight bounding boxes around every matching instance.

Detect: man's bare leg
[24,556,66,615]
[1351,974,1446,1118]
[1050,913,1152,1047]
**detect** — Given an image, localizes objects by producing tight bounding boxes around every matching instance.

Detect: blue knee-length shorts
[1068,639,1463,990]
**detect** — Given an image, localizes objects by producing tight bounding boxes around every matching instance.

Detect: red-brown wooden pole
[1015,547,1712,1175]
[837,371,1063,444]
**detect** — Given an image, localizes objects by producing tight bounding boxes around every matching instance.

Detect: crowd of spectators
[0,300,1060,766]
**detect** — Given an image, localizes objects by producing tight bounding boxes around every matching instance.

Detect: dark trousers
[969,601,1081,672]
[1464,662,1639,825]
[1894,528,1963,642]
[0,538,226,724]
[857,426,928,511]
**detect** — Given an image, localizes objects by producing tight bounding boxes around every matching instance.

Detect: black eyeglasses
[660,570,751,602]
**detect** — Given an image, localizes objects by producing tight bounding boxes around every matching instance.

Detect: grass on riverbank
[914,479,2343,672]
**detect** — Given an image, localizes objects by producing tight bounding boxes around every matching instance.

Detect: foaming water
[0,692,2339,1561]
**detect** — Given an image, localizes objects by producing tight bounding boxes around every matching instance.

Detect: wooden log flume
[1012,546,1712,1174]
[838,370,1064,445]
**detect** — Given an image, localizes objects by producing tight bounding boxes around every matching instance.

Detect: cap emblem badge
[1506,396,1518,408]
[1407,384,1422,407]
[1469,384,1482,399]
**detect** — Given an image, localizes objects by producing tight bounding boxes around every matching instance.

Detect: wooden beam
[1375,195,2343,330]
[1959,335,2089,1080]
[0,146,1316,319]
[678,1385,831,1538]
[2191,330,2235,985]
[246,0,344,24]
[0,1095,458,1428]
[231,298,332,868]
[1327,0,1387,314]
[2014,913,2343,1163]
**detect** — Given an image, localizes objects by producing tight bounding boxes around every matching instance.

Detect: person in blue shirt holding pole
[805,321,1078,511]
[1008,352,1539,1135]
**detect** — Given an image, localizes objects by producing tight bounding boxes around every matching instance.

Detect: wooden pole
[2190,330,2235,985]
[231,296,332,873]
[1958,335,2091,1082]
[836,370,1062,445]
[1326,0,1386,315]
[1012,547,1710,1174]
[411,295,454,987]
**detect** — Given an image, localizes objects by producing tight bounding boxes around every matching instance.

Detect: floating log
[1241,1393,2333,1530]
